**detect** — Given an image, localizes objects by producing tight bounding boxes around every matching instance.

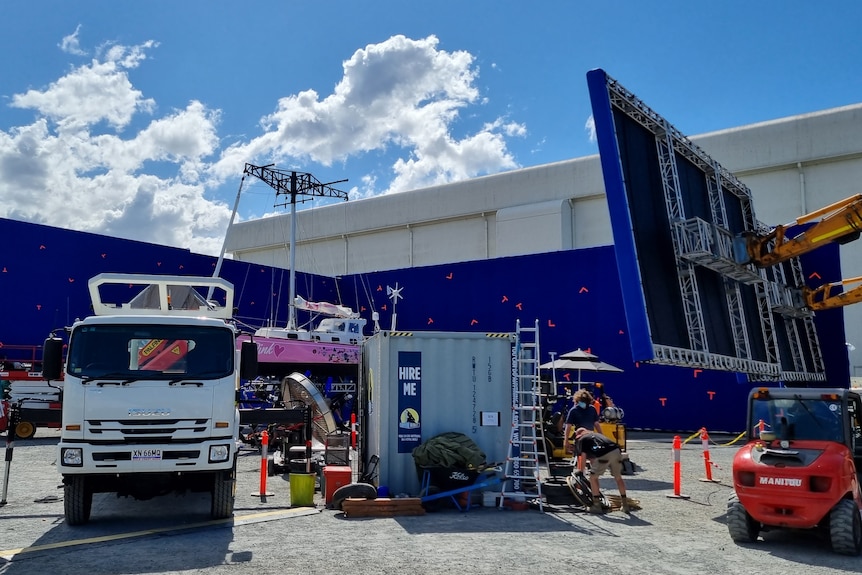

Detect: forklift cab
[750,388,862,449]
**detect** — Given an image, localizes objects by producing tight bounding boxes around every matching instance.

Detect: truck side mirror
[42,336,64,380]
[239,340,258,381]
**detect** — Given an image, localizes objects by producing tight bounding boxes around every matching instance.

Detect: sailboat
[242,295,366,366]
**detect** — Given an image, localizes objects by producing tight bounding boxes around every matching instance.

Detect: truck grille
[85,418,211,442]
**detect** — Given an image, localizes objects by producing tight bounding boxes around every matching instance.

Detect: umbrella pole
[549,352,558,390]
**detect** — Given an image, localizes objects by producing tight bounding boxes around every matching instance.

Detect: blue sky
[2,1,861,255]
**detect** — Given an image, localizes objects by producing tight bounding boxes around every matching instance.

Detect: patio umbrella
[539,348,623,389]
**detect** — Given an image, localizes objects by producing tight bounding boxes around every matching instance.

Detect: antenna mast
[243,163,348,331]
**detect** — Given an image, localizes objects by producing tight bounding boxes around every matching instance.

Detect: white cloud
[59,25,86,56]
[1,34,524,255]
[0,40,230,255]
[211,34,523,193]
[585,115,596,143]
[11,41,157,131]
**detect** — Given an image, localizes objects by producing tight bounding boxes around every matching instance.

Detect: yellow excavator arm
[736,194,862,268]
[734,194,862,312]
[803,276,862,311]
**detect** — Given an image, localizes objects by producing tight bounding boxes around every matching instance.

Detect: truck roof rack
[88,273,234,319]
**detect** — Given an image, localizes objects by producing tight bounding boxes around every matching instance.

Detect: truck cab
[44,274,257,525]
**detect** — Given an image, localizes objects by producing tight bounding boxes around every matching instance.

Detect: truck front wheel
[726,493,760,543]
[829,499,862,555]
[211,467,236,520]
[64,476,92,526]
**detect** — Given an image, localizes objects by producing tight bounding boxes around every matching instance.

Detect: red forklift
[729,387,862,555]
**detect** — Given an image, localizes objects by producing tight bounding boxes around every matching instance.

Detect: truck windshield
[67,324,234,380]
[750,396,844,442]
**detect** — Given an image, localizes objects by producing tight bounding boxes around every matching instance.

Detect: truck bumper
[58,438,237,474]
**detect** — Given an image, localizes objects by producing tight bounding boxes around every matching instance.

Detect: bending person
[574,427,630,514]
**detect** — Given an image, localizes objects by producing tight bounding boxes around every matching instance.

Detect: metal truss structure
[602,74,825,382]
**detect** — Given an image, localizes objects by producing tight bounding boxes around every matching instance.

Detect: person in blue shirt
[563,388,603,468]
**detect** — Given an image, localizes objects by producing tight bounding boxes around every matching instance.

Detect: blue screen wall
[0,217,849,432]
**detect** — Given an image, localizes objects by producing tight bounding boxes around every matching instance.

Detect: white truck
[41,273,258,525]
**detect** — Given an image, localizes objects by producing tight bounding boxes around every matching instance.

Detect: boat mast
[242,164,348,330]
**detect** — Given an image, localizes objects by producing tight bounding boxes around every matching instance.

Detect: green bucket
[289,473,316,506]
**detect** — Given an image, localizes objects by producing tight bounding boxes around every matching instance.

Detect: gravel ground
[0,428,860,574]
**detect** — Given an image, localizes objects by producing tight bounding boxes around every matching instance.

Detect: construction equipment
[499,319,545,511]
[540,379,635,478]
[728,387,862,555]
[0,345,63,439]
[734,193,862,311]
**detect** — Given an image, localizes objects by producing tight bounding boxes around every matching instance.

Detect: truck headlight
[209,444,230,463]
[62,448,83,467]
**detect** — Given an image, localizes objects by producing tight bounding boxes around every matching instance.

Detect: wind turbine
[386,283,404,331]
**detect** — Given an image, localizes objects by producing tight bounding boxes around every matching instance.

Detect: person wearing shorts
[575,427,630,514]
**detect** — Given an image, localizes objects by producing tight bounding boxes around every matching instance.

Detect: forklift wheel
[15,421,36,440]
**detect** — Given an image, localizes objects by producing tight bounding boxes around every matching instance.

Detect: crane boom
[734,194,862,312]
[803,276,862,311]
[735,194,862,268]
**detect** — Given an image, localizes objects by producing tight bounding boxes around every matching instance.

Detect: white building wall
[225,103,862,377]
[496,200,570,257]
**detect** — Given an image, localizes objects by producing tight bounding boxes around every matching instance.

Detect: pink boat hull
[236,334,360,365]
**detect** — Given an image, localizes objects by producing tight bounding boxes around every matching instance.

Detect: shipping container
[361,330,516,496]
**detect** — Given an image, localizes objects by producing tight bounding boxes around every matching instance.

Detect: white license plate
[132,448,162,461]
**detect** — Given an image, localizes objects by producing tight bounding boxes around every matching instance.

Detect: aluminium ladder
[499,318,545,511]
